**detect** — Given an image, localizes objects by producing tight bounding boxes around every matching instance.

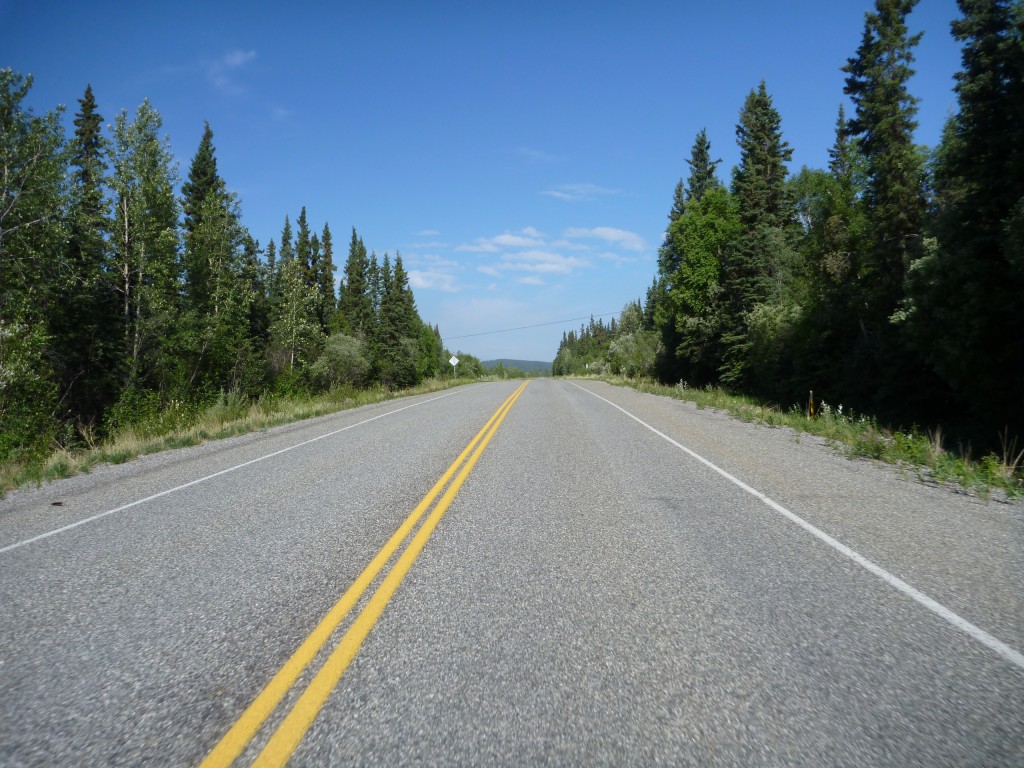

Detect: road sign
[449,355,459,373]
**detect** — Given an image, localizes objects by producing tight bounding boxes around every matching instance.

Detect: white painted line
[0,388,475,556]
[572,382,1024,672]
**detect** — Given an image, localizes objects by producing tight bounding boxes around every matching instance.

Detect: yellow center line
[200,381,528,768]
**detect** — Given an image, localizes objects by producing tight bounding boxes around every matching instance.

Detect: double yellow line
[201,382,529,768]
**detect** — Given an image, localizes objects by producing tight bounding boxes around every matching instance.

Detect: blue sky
[4,1,962,362]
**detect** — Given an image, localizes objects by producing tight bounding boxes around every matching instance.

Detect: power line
[444,312,620,341]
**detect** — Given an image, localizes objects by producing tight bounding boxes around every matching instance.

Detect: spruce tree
[182,124,227,315]
[316,222,336,331]
[181,122,219,237]
[842,0,925,318]
[264,238,278,306]
[338,227,372,337]
[904,0,1024,440]
[720,81,795,387]
[55,84,120,428]
[295,206,312,285]
[685,128,722,203]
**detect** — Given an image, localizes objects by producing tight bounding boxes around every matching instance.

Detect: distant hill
[483,359,552,375]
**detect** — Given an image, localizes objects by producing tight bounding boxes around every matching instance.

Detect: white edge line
[0,387,477,556]
[571,381,1024,672]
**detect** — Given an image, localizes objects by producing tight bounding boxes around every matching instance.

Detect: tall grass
[600,375,1023,500]
[0,378,476,496]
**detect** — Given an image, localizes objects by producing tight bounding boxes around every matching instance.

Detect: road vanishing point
[1,380,1021,766]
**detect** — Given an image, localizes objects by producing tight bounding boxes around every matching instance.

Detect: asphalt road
[1,379,1021,766]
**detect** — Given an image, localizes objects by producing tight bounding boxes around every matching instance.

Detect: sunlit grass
[0,377,476,496]
[597,374,1023,500]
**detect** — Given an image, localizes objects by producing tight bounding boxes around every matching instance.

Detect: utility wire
[444,312,619,341]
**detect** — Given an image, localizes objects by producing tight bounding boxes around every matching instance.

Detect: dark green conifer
[720,81,795,386]
[685,128,722,203]
[842,0,925,315]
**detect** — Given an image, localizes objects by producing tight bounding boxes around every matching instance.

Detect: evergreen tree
[338,227,372,336]
[183,185,261,395]
[278,215,295,266]
[295,206,312,285]
[843,0,925,317]
[375,254,419,387]
[54,84,120,430]
[180,122,218,237]
[182,124,227,315]
[316,222,336,331]
[264,238,278,306]
[720,81,795,387]
[903,0,1024,439]
[685,128,722,203]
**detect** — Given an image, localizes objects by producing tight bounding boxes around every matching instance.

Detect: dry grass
[0,377,475,496]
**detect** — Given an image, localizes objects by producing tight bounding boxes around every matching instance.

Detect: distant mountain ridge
[483,359,552,375]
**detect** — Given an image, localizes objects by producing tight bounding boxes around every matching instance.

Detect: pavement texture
[1,379,1021,766]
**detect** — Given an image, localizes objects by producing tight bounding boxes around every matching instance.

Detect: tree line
[555,0,1023,449]
[1,73,446,463]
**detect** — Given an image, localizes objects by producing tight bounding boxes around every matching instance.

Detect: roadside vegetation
[598,375,1024,500]
[1,351,544,496]
[0,377,484,496]
[553,2,1023,502]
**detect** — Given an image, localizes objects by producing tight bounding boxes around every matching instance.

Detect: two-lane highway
[1,380,1021,765]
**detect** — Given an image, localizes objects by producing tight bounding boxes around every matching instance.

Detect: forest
[555,0,1023,454]
[0,73,448,466]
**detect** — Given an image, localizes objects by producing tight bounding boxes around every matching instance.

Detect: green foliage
[720,81,796,388]
[843,0,926,318]
[667,185,739,384]
[901,0,1024,440]
[310,333,370,390]
[589,2,1022,455]
[0,70,67,460]
[109,99,182,392]
[0,69,450,467]
[0,317,58,460]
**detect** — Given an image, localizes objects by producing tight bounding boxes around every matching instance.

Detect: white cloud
[206,49,257,93]
[456,227,546,253]
[518,275,545,286]
[541,183,617,202]
[457,241,501,253]
[515,147,561,163]
[408,270,459,292]
[493,250,590,275]
[223,49,257,68]
[564,226,646,252]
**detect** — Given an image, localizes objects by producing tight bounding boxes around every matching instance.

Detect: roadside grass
[0,377,477,497]
[597,375,1024,500]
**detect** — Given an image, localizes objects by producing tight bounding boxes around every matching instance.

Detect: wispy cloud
[514,147,562,164]
[564,226,647,252]
[540,183,617,202]
[492,250,591,275]
[408,270,460,292]
[456,228,546,253]
[205,49,257,94]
